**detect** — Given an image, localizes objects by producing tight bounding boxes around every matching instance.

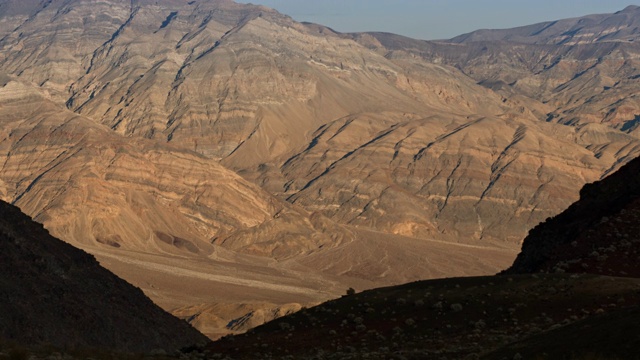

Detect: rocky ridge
[359,5,640,140]
[0,76,346,258]
[505,153,640,277]
[450,5,640,45]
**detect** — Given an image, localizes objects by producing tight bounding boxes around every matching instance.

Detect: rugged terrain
[5,128,640,360]
[359,5,640,141]
[207,134,640,359]
[0,199,208,353]
[0,72,516,339]
[1,0,638,252]
[209,274,640,359]
[1,0,640,339]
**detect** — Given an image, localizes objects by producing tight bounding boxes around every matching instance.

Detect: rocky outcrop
[0,199,209,352]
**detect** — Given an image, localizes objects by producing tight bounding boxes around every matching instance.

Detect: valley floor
[86,227,517,338]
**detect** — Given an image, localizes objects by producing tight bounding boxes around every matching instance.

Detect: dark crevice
[159,11,178,30]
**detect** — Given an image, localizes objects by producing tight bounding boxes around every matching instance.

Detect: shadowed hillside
[0,200,209,353]
[506,153,640,277]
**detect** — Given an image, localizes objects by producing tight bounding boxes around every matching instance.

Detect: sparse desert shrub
[346,287,356,296]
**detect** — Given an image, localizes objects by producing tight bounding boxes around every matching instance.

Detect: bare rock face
[0,77,347,258]
[281,111,637,245]
[0,199,209,352]
[214,211,354,259]
[361,7,640,141]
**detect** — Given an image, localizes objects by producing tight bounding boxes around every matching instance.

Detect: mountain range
[0,0,639,339]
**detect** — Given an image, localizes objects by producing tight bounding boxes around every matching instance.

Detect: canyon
[0,0,639,338]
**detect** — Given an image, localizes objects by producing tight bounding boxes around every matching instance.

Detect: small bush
[346,287,356,296]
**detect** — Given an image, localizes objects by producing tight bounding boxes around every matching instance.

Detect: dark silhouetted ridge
[505,155,640,276]
[0,200,209,352]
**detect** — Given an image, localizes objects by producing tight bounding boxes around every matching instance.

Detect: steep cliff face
[0,199,209,352]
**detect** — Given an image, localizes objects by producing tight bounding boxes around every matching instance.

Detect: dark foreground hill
[0,200,209,353]
[207,274,640,359]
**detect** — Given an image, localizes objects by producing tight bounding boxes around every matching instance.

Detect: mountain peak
[449,5,640,45]
[620,4,640,12]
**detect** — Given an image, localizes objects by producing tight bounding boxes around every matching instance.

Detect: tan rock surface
[3,0,631,254]
[92,226,515,338]
[283,111,639,245]
[362,13,640,140]
[0,78,302,255]
[172,302,303,339]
